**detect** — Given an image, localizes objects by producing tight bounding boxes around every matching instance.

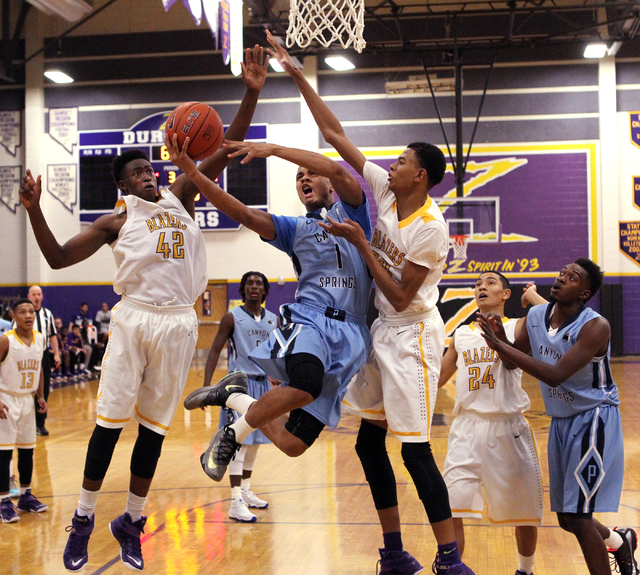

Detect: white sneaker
[229,498,256,522]
[241,489,269,509]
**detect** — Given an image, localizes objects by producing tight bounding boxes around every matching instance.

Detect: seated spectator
[81,319,104,372]
[67,325,89,376]
[94,302,111,345]
[68,302,92,332]
[58,326,72,377]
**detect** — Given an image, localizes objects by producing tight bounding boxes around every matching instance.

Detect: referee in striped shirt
[27,285,60,436]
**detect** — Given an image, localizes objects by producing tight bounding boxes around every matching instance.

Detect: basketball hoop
[287,0,366,53]
[449,234,469,260]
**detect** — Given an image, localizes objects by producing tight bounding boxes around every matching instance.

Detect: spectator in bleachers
[53,318,71,378]
[94,302,111,345]
[68,302,92,332]
[67,325,89,376]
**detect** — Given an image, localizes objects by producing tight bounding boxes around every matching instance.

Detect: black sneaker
[183,372,248,410]
[200,425,241,482]
[610,528,639,575]
[36,424,49,436]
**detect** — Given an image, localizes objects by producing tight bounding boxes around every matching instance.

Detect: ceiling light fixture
[44,70,74,83]
[325,56,355,71]
[584,43,607,58]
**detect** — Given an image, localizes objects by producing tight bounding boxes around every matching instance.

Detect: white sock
[126,492,147,523]
[605,529,624,550]
[227,393,256,415]
[241,478,251,492]
[19,486,29,495]
[518,553,535,575]
[77,487,99,517]
[231,486,242,501]
[229,415,256,444]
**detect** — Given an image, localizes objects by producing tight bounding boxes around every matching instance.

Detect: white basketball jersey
[452,318,530,416]
[111,190,208,306]
[363,161,448,320]
[0,330,45,396]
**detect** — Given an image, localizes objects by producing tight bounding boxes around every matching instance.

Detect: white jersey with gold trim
[363,161,448,320]
[453,318,530,416]
[0,330,45,396]
[111,190,207,306]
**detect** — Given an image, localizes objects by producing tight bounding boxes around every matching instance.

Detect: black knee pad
[0,450,11,493]
[284,408,325,447]
[17,448,34,487]
[355,420,398,510]
[285,353,324,400]
[84,425,122,482]
[401,442,452,524]
[130,424,165,480]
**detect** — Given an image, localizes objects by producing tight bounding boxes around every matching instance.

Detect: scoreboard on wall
[78,112,268,230]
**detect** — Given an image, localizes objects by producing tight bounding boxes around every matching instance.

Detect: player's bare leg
[558,513,611,575]
[453,518,466,555]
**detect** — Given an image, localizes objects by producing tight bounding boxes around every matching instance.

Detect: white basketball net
[449,235,470,260]
[287,0,366,53]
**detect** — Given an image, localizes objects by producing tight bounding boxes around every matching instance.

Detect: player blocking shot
[437,272,542,575]
[19,46,268,572]
[479,259,638,575]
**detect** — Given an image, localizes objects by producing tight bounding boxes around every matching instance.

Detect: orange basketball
[165,102,224,161]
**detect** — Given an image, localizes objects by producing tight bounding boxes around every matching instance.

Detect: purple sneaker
[17,489,49,513]
[431,560,475,575]
[377,548,424,575]
[63,512,94,572]
[109,512,147,571]
[1,497,19,523]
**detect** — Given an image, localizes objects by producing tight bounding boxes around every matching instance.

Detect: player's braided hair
[111,149,150,187]
[239,271,270,303]
[407,142,446,187]
[574,258,604,299]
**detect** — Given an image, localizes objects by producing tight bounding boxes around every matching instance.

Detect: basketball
[165,102,224,161]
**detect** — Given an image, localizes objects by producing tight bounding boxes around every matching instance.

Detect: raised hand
[241,44,269,92]
[223,140,276,164]
[477,312,507,350]
[265,29,301,75]
[164,134,199,180]
[20,170,42,211]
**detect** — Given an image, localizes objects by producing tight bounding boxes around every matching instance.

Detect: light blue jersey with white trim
[228,306,278,377]
[265,197,372,318]
[527,304,619,417]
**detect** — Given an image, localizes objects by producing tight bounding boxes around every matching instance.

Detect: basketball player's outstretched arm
[172,44,269,204]
[223,140,363,207]
[165,134,276,240]
[438,333,458,388]
[319,215,429,312]
[20,170,124,269]
[478,312,610,387]
[265,30,367,177]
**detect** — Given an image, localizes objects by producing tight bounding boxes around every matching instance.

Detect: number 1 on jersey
[334,244,343,270]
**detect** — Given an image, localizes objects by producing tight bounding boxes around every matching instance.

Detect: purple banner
[620,221,640,266]
[632,112,640,150]
[220,0,230,66]
[634,176,640,210]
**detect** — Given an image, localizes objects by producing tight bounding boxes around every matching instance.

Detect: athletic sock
[126,492,147,523]
[518,553,535,574]
[231,486,243,501]
[229,416,256,444]
[437,542,461,567]
[19,486,29,495]
[226,393,256,415]
[604,528,624,550]
[240,478,251,491]
[77,487,99,517]
[383,531,403,551]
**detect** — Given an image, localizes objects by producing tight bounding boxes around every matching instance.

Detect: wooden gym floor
[2,357,639,575]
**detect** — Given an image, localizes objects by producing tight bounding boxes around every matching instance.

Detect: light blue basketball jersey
[266,197,372,318]
[228,306,278,377]
[527,304,619,417]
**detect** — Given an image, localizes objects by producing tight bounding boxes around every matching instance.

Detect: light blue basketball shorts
[548,404,624,514]
[249,301,370,428]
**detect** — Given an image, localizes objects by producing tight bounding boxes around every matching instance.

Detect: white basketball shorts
[96,296,198,436]
[0,391,36,450]
[342,308,445,442]
[443,411,543,525]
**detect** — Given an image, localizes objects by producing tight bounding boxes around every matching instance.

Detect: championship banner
[49,108,78,154]
[634,176,640,210]
[47,164,77,212]
[620,221,640,266]
[0,111,21,156]
[220,0,230,65]
[632,112,640,150]
[0,165,21,213]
